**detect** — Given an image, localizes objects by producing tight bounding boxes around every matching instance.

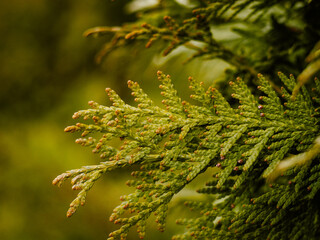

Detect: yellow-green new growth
[54,71,320,239]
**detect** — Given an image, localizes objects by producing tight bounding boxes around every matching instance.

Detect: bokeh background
[0,1,226,239]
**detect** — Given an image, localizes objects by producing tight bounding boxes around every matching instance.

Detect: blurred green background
[0,1,225,239]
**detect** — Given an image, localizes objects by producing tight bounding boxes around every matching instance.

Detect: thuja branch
[54,70,319,239]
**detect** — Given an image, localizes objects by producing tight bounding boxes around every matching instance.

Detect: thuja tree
[53,1,320,239]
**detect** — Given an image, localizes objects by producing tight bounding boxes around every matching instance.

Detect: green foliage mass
[55,71,320,239]
[86,0,320,82]
[54,0,320,239]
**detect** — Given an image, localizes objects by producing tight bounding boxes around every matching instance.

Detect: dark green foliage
[86,0,320,81]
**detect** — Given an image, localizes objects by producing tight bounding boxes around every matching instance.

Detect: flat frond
[55,71,320,239]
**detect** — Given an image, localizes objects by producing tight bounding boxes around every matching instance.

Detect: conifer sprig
[54,71,320,239]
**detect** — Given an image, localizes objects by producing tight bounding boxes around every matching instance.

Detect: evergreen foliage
[54,72,320,239]
[54,1,320,239]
